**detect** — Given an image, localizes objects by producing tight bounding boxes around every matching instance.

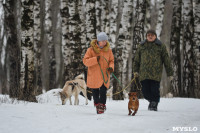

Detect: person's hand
[97,56,100,62]
[107,67,113,73]
[169,76,174,81]
[134,72,139,77]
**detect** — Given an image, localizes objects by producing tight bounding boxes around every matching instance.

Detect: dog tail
[75,74,84,80]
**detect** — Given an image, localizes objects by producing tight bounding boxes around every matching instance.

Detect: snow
[0,89,200,133]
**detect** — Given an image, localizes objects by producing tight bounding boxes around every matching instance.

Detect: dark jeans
[92,84,107,105]
[141,79,160,102]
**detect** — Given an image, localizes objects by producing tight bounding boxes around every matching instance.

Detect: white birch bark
[95,0,101,33]
[101,0,110,33]
[109,0,118,49]
[156,0,165,39]
[21,0,36,102]
[170,0,182,96]
[61,0,70,81]
[193,0,200,98]
[33,0,42,94]
[119,0,134,89]
[85,0,96,46]
[182,0,195,97]
[144,0,151,33]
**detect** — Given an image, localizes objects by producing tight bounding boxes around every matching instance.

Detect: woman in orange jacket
[83,32,114,114]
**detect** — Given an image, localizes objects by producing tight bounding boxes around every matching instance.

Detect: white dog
[59,74,88,105]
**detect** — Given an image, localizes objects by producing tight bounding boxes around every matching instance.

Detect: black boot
[151,101,158,111]
[148,102,152,110]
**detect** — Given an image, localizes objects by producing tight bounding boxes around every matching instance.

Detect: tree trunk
[109,0,118,49]
[156,0,165,39]
[193,0,200,98]
[3,0,20,98]
[20,0,37,102]
[113,0,124,100]
[85,0,96,46]
[52,0,62,88]
[170,0,182,97]
[131,0,146,97]
[61,0,69,84]
[34,0,43,95]
[182,0,195,97]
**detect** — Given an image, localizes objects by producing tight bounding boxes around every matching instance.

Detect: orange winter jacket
[83,40,114,89]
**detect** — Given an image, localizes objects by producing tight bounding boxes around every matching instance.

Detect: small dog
[128,92,139,116]
[59,74,88,105]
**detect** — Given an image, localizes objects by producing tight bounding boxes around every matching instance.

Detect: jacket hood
[90,39,110,53]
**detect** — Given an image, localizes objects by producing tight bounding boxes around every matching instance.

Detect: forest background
[0,0,199,102]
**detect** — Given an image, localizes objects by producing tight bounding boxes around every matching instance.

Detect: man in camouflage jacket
[133,29,173,111]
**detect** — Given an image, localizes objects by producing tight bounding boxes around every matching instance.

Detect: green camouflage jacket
[133,38,173,82]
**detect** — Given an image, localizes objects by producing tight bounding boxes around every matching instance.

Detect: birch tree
[3,0,20,97]
[182,0,195,97]
[64,0,85,80]
[21,0,36,102]
[144,0,151,33]
[0,0,6,94]
[131,0,146,96]
[44,0,56,90]
[170,0,182,96]
[52,0,62,87]
[113,0,123,100]
[119,0,134,90]
[156,0,165,39]
[193,0,200,98]
[33,0,42,95]
[109,0,118,49]
[85,0,96,46]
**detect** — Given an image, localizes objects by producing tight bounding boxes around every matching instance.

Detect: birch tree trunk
[61,0,69,83]
[170,0,182,97]
[21,0,37,102]
[95,0,101,33]
[3,0,20,97]
[34,0,42,95]
[156,0,165,39]
[144,0,151,33]
[0,0,5,94]
[63,0,85,80]
[44,0,56,90]
[193,0,200,98]
[52,0,62,87]
[109,0,118,49]
[119,0,134,91]
[131,0,146,96]
[182,0,195,97]
[85,0,96,46]
[113,0,124,100]
[101,0,110,33]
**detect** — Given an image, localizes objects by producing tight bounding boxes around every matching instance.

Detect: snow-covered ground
[0,89,200,133]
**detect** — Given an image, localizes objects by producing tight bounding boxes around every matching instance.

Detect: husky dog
[59,74,88,105]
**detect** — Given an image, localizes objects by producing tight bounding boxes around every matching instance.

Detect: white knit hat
[97,32,108,41]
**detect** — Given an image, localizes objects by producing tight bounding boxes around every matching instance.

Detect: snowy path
[0,90,200,133]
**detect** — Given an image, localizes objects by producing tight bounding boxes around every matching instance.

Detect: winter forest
[0,0,200,102]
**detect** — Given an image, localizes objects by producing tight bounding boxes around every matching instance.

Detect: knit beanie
[146,29,157,37]
[97,32,108,41]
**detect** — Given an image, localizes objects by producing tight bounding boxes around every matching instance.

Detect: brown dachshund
[128,92,139,116]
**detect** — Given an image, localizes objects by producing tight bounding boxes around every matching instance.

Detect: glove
[107,67,113,73]
[169,76,174,81]
[97,56,100,62]
[134,72,139,77]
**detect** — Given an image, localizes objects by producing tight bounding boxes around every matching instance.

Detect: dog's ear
[128,93,131,96]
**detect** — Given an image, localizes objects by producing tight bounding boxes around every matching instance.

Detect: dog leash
[96,56,142,95]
